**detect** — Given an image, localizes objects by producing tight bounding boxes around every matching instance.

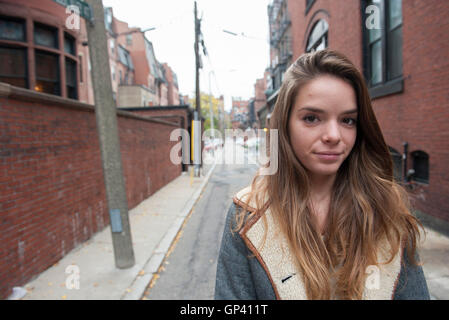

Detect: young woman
[215,49,430,300]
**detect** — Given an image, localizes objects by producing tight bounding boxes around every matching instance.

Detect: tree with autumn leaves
[188,93,230,134]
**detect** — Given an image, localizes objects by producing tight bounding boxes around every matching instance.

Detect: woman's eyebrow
[341,108,358,115]
[297,106,358,115]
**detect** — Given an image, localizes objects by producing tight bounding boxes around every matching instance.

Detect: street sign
[109,209,123,233]
[53,0,93,22]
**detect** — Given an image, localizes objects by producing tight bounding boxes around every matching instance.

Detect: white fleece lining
[236,187,402,300]
[246,209,308,299]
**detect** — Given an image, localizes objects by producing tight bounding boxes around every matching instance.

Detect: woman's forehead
[292,76,358,113]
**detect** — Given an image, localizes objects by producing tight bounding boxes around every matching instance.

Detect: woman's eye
[303,115,318,123]
[343,118,357,126]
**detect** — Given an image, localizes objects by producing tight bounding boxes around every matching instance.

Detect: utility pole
[208,72,214,134]
[194,1,201,176]
[85,0,135,269]
[208,71,214,156]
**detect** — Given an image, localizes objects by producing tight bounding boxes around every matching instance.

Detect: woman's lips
[314,153,341,161]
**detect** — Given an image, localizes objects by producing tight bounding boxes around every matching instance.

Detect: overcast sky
[102,0,271,111]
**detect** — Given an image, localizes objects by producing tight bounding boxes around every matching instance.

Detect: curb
[121,162,217,300]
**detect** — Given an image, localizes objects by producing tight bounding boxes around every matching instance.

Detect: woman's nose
[321,121,341,144]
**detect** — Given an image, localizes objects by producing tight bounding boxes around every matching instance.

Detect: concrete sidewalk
[420,227,449,300]
[17,163,215,300]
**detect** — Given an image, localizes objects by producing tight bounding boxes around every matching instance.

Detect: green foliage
[189,93,224,132]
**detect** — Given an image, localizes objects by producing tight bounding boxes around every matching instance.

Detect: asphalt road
[143,160,258,299]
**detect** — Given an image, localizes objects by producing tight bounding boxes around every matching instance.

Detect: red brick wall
[288,0,363,68]
[286,0,449,223]
[372,0,449,222]
[129,107,204,165]
[0,95,182,299]
[131,107,189,129]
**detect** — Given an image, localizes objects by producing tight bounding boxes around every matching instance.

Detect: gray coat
[215,201,430,300]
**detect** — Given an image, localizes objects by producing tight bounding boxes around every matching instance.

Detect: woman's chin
[308,165,341,177]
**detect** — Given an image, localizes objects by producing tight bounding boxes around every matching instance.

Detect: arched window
[389,146,403,182]
[305,0,316,15]
[306,19,328,53]
[411,151,429,184]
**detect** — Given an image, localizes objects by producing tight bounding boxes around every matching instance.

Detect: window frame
[34,22,59,50]
[305,0,316,16]
[0,16,28,88]
[0,12,80,100]
[126,34,132,46]
[35,49,61,96]
[361,0,404,99]
[65,56,78,99]
[0,45,28,89]
[0,15,26,42]
[64,32,76,56]
[306,19,329,53]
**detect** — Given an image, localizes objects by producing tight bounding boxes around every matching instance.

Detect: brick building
[251,70,270,129]
[0,1,181,108]
[162,63,180,106]
[261,0,449,231]
[230,98,250,129]
[0,0,190,299]
[0,0,95,103]
[104,7,175,108]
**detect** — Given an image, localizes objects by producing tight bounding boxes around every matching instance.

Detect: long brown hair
[234,49,423,299]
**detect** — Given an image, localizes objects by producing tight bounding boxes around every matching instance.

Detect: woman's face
[288,75,358,179]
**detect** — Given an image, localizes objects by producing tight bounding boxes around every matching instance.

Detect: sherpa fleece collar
[233,186,402,300]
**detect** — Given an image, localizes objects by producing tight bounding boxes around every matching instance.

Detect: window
[306,19,328,53]
[0,46,27,88]
[387,0,403,80]
[35,50,60,95]
[34,23,58,49]
[0,17,27,88]
[65,57,77,99]
[411,151,429,184]
[104,7,113,34]
[110,39,115,55]
[362,0,403,98]
[0,16,25,41]
[0,15,81,100]
[64,33,76,56]
[305,0,316,15]
[118,45,134,70]
[34,23,60,95]
[126,34,132,46]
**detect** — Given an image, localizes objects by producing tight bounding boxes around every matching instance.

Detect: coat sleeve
[393,246,431,300]
[214,202,258,300]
